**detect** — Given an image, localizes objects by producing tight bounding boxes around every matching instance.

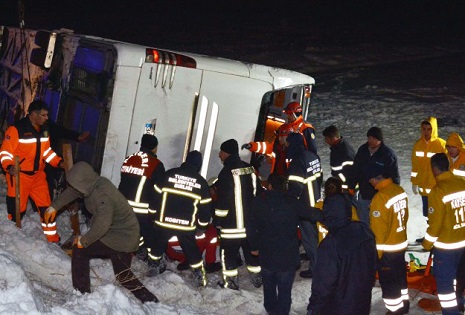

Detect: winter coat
[248,190,321,272]
[348,142,400,200]
[214,154,261,239]
[51,162,140,252]
[411,117,446,195]
[370,178,409,258]
[329,137,356,189]
[154,162,211,232]
[423,171,465,251]
[308,194,377,315]
[446,132,465,177]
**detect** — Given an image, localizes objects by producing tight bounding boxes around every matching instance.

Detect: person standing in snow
[348,126,400,226]
[367,164,409,315]
[322,125,356,191]
[307,173,377,315]
[118,134,165,271]
[214,139,263,290]
[286,132,322,279]
[43,162,158,303]
[445,132,465,177]
[149,150,212,287]
[422,153,465,314]
[248,173,321,315]
[411,117,446,242]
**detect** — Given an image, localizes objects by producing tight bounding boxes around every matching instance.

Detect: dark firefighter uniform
[118,138,165,263]
[286,133,322,277]
[152,151,211,286]
[329,137,355,190]
[214,146,262,290]
[370,175,409,314]
[422,170,465,314]
[0,116,62,242]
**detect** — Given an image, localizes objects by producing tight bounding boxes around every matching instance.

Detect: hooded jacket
[411,117,447,195]
[308,193,377,315]
[51,162,139,252]
[446,132,465,177]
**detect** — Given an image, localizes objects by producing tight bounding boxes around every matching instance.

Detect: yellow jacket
[423,171,465,250]
[411,117,446,195]
[446,132,465,177]
[370,178,409,258]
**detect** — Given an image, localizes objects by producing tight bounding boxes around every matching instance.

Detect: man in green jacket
[44,162,158,303]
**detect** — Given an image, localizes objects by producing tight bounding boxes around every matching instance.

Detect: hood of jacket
[421,116,439,142]
[446,132,465,150]
[321,193,352,231]
[66,161,100,197]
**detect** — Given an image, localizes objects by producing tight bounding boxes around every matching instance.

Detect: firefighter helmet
[277,124,294,137]
[284,102,302,115]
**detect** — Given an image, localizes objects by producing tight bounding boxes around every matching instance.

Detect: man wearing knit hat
[347,126,400,226]
[214,139,263,290]
[446,132,465,177]
[151,150,212,287]
[118,133,165,271]
[411,117,446,243]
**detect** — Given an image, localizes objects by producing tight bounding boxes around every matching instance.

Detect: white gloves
[412,184,419,195]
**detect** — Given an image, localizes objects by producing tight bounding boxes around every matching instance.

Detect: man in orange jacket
[0,100,63,242]
[446,132,465,177]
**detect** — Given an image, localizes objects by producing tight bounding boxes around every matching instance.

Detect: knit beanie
[185,150,203,172]
[141,134,158,150]
[446,132,464,149]
[220,139,239,155]
[367,127,383,142]
[365,162,386,180]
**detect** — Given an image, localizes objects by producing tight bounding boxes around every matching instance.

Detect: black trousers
[221,237,260,271]
[152,226,203,265]
[72,240,156,302]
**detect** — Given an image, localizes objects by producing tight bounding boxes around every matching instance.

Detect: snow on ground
[1,44,465,314]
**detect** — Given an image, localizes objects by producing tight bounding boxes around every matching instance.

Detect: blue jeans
[434,248,465,314]
[299,220,318,269]
[421,195,428,217]
[261,267,296,315]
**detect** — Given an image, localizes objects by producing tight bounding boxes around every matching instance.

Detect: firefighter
[367,164,409,315]
[150,150,212,287]
[286,132,322,279]
[241,101,317,176]
[422,153,465,314]
[214,139,263,290]
[118,134,165,270]
[0,100,63,242]
[445,132,465,177]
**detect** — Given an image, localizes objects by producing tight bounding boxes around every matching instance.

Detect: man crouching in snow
[43,161,158,303]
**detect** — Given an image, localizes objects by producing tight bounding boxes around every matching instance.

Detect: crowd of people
[2,99,465,314]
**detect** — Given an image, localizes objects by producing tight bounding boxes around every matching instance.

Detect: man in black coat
[307,181,377,315]
[248,173,321,315]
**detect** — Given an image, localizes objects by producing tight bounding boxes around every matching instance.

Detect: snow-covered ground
[1,43,465,314]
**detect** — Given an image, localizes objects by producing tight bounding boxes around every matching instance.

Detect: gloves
[412,184,419,195]
[348,189,356,196]
[44,206,57,224]
[241,143,252,150]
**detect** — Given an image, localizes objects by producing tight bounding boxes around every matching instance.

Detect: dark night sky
[2,0,465,66]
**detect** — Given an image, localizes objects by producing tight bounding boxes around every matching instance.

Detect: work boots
[192,265,207,287]
[218,276,240,290]
[249,272,263,288]
[147,258,166,277]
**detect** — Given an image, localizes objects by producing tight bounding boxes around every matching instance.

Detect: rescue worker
[241,101,317,176]
[422,153,465,315]
[411,117,446,242]
[445,132,465,177]
[248,173,322,315]
[214,139,262,290]
[322,125,356,191]
[0,100,63,242]
[307,173,377,315]
[43,162,158,303]
[367,164,409,315]
[286,132,322,278]
[348,126,400,226]
[241,124,294,176]
[151,150,212,287]
[118,134,165,270]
